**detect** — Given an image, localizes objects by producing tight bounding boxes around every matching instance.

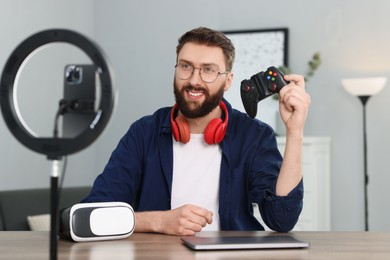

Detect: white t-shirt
[171,134,222,231]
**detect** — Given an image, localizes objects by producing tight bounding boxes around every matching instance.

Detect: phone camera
[65,65,83,84]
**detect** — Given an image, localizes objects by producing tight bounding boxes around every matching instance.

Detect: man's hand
[134,204,213,236]
[278,74,311,137]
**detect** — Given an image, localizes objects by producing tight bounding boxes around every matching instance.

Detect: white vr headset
[59,202,135,242]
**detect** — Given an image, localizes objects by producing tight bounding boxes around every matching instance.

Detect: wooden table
[1,231,389,259]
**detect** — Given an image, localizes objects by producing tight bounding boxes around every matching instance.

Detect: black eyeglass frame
[174,63,230,83]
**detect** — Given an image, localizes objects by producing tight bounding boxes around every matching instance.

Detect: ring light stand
[0,29,116,260]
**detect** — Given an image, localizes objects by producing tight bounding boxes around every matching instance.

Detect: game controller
[240,66,289,118]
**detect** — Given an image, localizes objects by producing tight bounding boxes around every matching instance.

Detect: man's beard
[173,80,225,119]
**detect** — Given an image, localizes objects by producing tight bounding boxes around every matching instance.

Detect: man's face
[173,42,232,119]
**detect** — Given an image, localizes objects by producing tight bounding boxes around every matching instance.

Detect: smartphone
[62,64,98,138]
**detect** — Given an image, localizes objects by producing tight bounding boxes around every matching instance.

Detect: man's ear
[224,72,234,91]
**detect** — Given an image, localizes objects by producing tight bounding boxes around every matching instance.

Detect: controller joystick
[240,66,288,118]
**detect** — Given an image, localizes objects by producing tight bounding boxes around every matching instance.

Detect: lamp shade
[341,77,387,96]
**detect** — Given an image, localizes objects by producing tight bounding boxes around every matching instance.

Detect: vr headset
[59,202,135,242]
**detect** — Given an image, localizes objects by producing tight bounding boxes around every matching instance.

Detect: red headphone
[170,101,228,144]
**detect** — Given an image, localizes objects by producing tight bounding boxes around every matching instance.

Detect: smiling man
[82,27,311,235]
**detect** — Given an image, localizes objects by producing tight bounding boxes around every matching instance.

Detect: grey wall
[1,0,390,232]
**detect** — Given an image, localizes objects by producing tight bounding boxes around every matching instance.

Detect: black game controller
[240,66,289,118]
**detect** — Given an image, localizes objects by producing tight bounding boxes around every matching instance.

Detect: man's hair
[176,27,235,71]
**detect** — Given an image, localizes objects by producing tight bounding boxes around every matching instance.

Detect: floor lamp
[341,77,387,231]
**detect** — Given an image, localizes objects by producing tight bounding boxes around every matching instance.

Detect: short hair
[176,27,235,71]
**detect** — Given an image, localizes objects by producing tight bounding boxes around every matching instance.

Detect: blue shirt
[82,99,303,232]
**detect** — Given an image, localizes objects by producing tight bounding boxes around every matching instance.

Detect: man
[82,27,310,236]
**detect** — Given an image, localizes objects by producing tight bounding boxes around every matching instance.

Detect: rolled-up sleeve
[261,179,303,232]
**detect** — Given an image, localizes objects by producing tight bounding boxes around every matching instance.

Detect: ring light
[0,29,116,159]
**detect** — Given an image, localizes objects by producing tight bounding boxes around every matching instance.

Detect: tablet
[181,235,310,250]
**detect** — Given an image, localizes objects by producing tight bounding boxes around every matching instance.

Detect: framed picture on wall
[223,28,288,129]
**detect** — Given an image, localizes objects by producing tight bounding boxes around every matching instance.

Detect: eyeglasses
[175,62,230,83]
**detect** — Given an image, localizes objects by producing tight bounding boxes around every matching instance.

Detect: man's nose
[189,67,203,85]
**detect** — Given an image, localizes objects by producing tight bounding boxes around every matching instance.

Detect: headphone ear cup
[203,101,229,144]
[213,121,227,144]
[175,114,190,144]
[171,120,180,142]
[204,118,223,145]
[170,105,181,142]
